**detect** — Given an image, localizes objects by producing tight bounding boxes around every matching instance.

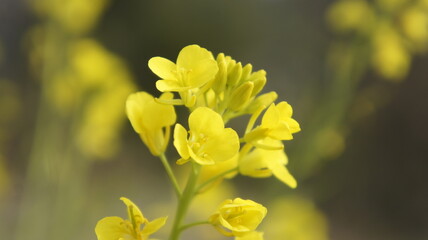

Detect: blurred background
[0,0,427,239]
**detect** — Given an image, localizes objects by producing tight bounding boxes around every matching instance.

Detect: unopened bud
[245,91,278,113]
[229,82,254,111]
[251,74,267,97]
[240,64,253,83]
[227,62,242,87]
[212,53,228,94]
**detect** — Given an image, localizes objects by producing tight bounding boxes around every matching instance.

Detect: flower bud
[228,82,254,111]
[245,91,278,114]
[240,63,253,83]
[227,62,242,87]
[209,198,267,236]
[212,53,228,94]
[250,74,267,97]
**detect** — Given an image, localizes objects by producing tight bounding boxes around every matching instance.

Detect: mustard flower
[209,198,267,237]
[95,197,167,240]
[239,142,297,188]
[148,44,218,107]
[173,107,240,165]
[126,91,176,156]
[371,24,410,80]
[244,102,300,148]
[400,6,428,51]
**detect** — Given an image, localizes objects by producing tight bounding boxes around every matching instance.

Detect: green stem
[159,153,182,198]
[195,167,238,193]
[179,221,210,232]
[169,163,200,240]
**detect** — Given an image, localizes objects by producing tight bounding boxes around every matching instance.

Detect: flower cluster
[96,44,301,240]
[327,0,428,80]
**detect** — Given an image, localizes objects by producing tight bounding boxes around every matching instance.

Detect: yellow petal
[261,103,279,127]
[189,107,224,136]
[95,217,131,240]
[204,128,240,162]
[267,157,297,188]
[267,122,293,140]
[286,118,301,134]
[176,157,190,165]
[141,216,168,236]
[173,124,190,160]
[276,101,293,118]
[189,148,215,165]
[188,58,219,88]
[239,149,272,178]
[120,197,145,223]
[157,92,177,126]
[148,57,177,80]
[177,45,218,88]
[126,92,176,131]
[177,45,214,70]
[126,92,151,134]
[156,79,191,92]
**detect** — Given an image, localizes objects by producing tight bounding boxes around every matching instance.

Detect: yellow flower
[173,107,240,165]
[244,102,300,148]
[126,91,176,156]
[209,198,267,236]
[235,231,264,240]
[148,44,218,107]
[95,197,167,240]
[371,24,410,81]
[400,6,428,51]
[239,142,297,188]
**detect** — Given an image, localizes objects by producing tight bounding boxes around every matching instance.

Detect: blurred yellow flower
[95,197,167,240]
[371,24,410,81]
[126,91,176,156]
[42,39,137,159]
[173,107,239,165]
[327,0,428,81]
[263,196,329,240]
[239,143,297,188]
[149,45,218,107]
[235,231,265,240]
[245,102,300,148]
[327,0,375,33]
[400,6,428,51]
[209,198,267,237]
[31,0,109,35]
[70,39,121,87]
